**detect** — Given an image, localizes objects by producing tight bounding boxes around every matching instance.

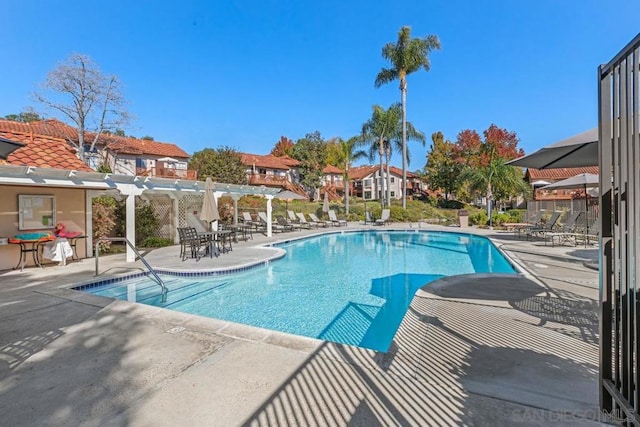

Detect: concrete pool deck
[0,224,606,426]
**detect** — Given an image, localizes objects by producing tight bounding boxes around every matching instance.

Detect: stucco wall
[0,185,87,271]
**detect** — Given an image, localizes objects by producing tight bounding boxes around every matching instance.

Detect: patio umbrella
[200,177,220,230]
[542,173,599,233]
[322,191,330,213]
[0,136,25,160]
[275,190,306,213]
[507,128,598,169]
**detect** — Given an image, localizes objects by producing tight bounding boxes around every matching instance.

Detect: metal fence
[599,32,640,425]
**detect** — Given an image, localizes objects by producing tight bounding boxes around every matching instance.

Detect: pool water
[79,231,517,352]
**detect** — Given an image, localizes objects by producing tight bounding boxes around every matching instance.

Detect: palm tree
[330,137,367,214]
[384,122,426,204]
[375,26,441,209]
[361,104,402,207]
[461,148,530,228]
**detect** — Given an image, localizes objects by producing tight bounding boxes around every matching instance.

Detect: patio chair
[328,210,347,227]
[180,227,206,261]
[511,211,543,237]
[374,209,391,226]
[241,212,261,231]
[258,211,288,233]
[526,211,562,240]
[363,211,375,225]
[309,213,331,228]
[542,211,583,246]
[287,210,299,223]
[276,215,297,231]
[296,212,318,228]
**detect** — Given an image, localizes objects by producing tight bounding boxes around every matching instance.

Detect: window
[135,158,146,169]
[364,191,371,199]
[18,195,56,230]
[390,177,395,183]
[390,191,395,197]
[363,178,372,188]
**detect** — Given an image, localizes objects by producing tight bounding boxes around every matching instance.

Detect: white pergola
[0,164,281,262]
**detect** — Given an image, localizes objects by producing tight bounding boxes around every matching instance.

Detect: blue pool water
[78,231,517,352]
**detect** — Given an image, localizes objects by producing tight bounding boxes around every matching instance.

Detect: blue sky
[3,1,639,169]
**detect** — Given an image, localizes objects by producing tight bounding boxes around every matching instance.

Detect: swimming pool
[77,231,517,352]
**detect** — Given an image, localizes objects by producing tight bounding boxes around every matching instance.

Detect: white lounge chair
[296,212,318,228]
[328,210,347,227]
[374,209,391,226]
[309,213,330,228]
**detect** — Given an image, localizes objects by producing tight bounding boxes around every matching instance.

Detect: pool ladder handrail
[94,237,167,302]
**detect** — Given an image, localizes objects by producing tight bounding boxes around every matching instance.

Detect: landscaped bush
[92,196,119,251]
[135,204,160,245]
[139,237,173,248]
[437,199,465,209]
[491,212,510,226]
[506,209,525,223]
[469,210,488,226]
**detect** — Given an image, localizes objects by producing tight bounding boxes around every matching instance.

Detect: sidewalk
[0,224,605,426]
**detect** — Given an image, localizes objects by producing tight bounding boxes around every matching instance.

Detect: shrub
[506,209,525,223]
[469,210,488,226]
[135,204,159,245]
[491,212,510,226]
[139,237,173,248]
[92,196,118,251]
[438,199,465,209]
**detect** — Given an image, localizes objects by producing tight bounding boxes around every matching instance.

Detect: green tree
[3,108,43,122]
[270,136,295,157]
[375,26,441,209]
[424,131,462,200]
[188,146,246,184]
[361,104,402,207]
[326,136,367,214]
[292,131,327,192]
[455,125,528,226]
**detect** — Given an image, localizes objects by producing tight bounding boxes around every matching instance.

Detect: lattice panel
[148,195,173,239]
[178,194,205,227]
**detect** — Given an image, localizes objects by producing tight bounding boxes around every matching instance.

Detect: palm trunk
[401,77,407,209]
[345,164,350,214]
[378,138,385,207]
[385,147,391,205]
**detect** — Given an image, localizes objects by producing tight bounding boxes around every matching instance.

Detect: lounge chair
[309,213,330,228]
[276,215,297,231]
[510,211,543,237]
[374,209,391,226]
[295,212,316,228]
[328,210,347,227]
[526,211,562,240]
[363,211,375,225]
[542,211,583,246]
[258,211,288,233]
[241,212,262,231]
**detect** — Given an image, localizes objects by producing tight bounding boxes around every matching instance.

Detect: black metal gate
[599,33,640,425]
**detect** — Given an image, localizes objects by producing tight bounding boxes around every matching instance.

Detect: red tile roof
[0,130,93,171]
[349,165,377,180]
[526,166,599,181]
[241,153,300,170]
[323,165,343,174]
[0,119,190,159]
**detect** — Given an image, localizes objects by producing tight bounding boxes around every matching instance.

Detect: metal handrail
[94,237,167,302]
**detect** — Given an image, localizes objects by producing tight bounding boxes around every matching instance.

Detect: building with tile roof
[525,166,599,201]
[0,129,93,171]
[0,119,196,179]
[349,164,426,202]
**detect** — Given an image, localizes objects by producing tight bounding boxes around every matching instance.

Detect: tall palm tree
[330,137,367,214]
[384,122,425,204]
[361,104,402,207]
[375,26,441,209]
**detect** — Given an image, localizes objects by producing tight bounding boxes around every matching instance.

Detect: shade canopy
[275,190,307,201]
[157,157,179,163]
[200,177,220,228]
[541,173,599,190]
[322,191,330,212]
[531,180,551,187]
[507,128,598,169]
[0,137,26,160]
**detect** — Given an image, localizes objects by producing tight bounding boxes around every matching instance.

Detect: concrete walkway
[0,224,607,426]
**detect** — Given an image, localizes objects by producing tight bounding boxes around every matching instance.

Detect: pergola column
[117,184,144,262]
[231,194,241,225]
[266,195,274,237]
